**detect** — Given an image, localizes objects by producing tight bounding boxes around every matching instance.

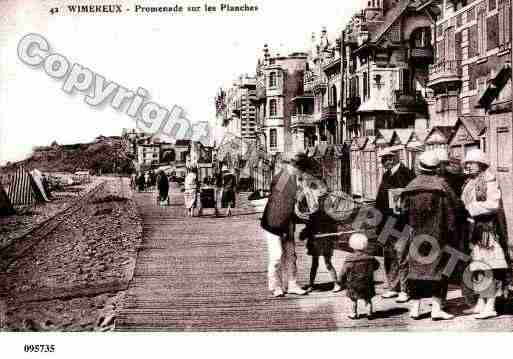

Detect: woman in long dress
[156,170,169,205]
[184,167,198,217]
[461,149,511,319]
[221,165,236,217]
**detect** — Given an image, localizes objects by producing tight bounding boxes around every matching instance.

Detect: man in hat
[436,148,466,197]
[376,148,415,302]
[261,152,322,297]
[401,150,462,320]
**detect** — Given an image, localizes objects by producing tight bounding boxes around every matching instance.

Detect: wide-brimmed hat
[290,151,322,177]
[378,147,398,159]
[463,149,489,167]
[417,150,440,173]
[349,233,369,251]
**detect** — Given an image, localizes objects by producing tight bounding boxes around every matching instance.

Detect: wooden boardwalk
[116,185,513,331]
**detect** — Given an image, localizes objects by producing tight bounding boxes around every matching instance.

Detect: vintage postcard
[1,0,513,357]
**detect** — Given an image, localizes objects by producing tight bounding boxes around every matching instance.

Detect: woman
[184,167,199,217]
[461,149,510,319]
[401,150,462,320]
[221,165,236,217]
[156,170,169,205]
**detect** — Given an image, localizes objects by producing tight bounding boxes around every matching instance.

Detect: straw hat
[463,149,489,167]
[349,233,369,251]
[290,151,322,177]
[418,150,440,173]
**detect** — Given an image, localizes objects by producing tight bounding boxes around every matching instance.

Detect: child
[339,233,379,319]
[296,176,341,293]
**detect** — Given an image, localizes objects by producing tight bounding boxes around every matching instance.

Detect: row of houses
[214,0,513,237]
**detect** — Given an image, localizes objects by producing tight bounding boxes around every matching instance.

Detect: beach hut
[361,136,379,201]
[7,166,46,206]
[405,130,428,170]
[350,137,368,199]
[448,116,487,161]
[30,169,50,202]
[424,126,454,152]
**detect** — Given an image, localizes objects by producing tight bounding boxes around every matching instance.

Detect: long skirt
[184,189,197,209]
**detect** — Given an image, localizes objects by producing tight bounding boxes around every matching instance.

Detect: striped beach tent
[30,169,50,201]
[0,181,15,216]
[7,166,46,206]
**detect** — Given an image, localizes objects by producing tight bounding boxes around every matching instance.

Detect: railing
[321,106,338,121]
[409,47,433,60]
[304,76,315,93]
[291,114,315,127]
[313,77,327,92]
[428,59,462,77]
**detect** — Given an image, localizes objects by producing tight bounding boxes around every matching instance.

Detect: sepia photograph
[1,0,513,356]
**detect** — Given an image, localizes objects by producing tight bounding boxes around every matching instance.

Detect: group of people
[131,170,157,193]
[260,148,511,321]
[183,164,237,217]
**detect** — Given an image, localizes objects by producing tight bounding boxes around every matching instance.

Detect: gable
[449,123,477,146]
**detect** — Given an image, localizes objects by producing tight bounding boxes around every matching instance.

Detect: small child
[339,233,379,319]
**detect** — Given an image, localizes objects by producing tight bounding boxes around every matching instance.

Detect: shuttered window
[468,24,478,57]
[477,9,486,56]
[487,14,499,50]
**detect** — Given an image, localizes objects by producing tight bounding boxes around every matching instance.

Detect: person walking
[261,152,321,297]
[137,172,146,192]
[461,149,511,319]
[214,166,223,217]
[156,170,169,206]
[401,150,461,320]
[221,165,236,217]
[375,148,415,302]
[184,167,199,217]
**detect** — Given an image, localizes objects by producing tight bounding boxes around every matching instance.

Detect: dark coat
[261,167,298,236]
[157,173,169,199]
[339,252,379,301]
[221,171,236,207]
[375,163,415,215]
[401,174,462,282]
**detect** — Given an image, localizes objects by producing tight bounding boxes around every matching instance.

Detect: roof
[357,94,394,113]
[425,126,454,144]
[175,139,191,147]
[376,129,396,144]
[458,116,487,140]
[414,129,429,143]
[370,0,411,43]
[394,129,414,145]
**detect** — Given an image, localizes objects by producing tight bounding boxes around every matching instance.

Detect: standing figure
[261,153,320,297]
[137,172,146,192]
[297,176,341,293]
[461,149,511,319]
[144,172,150,192]
[157,170,169,205]
[401,150,461,320]
[339,233,380,319]
[221,165,236,217]
[184,167,198,217]
[214,167,223,217]
[375,148,415,302]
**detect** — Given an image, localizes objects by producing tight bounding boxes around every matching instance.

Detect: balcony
[291,114,315,128]
[409,47,434,64]
[304,75,315,93]
[428,60,462,90]
[392,90,427,114]
[313,77,327,93]
[321,106,338,121]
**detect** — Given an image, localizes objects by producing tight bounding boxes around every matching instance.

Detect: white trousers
[265,223,299,291]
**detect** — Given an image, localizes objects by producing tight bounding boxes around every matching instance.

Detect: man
[375,148,415,302]
[436,148,467,197]
[401,150,462,320]
[261,152,321,297]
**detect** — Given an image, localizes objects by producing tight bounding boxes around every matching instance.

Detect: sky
[0,0,361,164]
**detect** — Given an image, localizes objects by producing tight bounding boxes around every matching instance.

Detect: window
[269,99,277,116]
[401,69,411,94]
[363,72,368,100]
[330,85,337,107]
[498,0,511,48]
[269,72,277,88]
[477,9,486,56]
[269,129,277,149]
[489,0,496,11]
